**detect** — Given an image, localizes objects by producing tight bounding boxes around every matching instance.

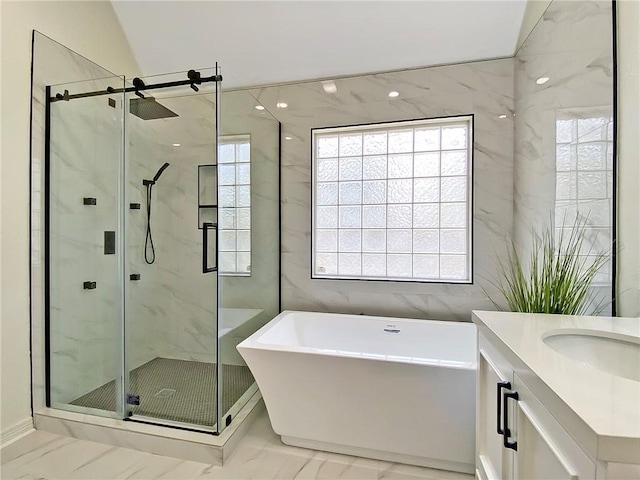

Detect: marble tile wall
[513,0,614,312]
[252,59,515,321]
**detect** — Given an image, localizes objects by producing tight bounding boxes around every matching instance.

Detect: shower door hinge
[126,394,140,406]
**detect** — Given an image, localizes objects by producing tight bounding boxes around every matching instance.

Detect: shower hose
[144,183,156,264]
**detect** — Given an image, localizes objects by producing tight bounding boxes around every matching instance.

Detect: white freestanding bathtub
[237,311,477,473]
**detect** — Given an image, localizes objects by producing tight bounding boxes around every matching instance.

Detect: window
[218,135,251,275]
[555,112,613,285]
[312,116,473,282]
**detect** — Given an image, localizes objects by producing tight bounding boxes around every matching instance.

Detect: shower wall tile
[256,58,514,322]
[513,1,614,297]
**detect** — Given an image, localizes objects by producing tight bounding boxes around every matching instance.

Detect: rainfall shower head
[130,97,179,120]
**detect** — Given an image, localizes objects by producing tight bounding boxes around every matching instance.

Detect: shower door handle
[202,222,217,273]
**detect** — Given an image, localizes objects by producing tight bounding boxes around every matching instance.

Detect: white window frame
[218,134,251,277]
[311,115,473,283]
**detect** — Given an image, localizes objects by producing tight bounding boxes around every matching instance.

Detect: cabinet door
[512,374,595,480]
[477,345,514,480]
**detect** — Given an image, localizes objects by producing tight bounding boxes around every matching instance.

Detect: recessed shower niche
[31,31,280,456]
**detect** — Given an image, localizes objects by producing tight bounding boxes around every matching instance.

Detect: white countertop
[472,310,640,463]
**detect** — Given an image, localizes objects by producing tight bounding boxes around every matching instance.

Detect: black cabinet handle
[496,381,511,435]
[503,390,519,451]
[202,222,217,273]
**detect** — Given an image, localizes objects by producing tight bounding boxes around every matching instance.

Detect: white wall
[0,1,138,438]
[616,0,640,317]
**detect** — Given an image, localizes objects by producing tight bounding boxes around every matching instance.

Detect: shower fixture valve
[83,281,97,290]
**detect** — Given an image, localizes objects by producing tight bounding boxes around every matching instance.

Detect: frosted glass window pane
[577,143,606,170]
[363,132,388,155]
[387,229,412,253]
[220,231,236,251]
[362,254,386,276]
[317,182,338,205]
[237,252,251,273]
[414,178,439,203]
[237,230,251,251]
[316,229,337,252]
[578,117,609,142]
[340,157,363,181]
[339,205,361,228]
[339,230,361,252]
[316,253,337,275]
[219,186,235,208]
[387,254,412,277]
[556,119,576,143]
[363,156,387,179]
[413,230,439,253]
[440,203,467,228]
[317,206,338,228]
[414,152,440,177]
[414,255,439,278]
[388,179,412,203]
[363,205,386,228]
[387,204,412,228]
[339,182,362,204]
[339,133,362,156]
[440,177,466,202]
[318,158,339,181]
[219,144,235,163]
[578,172,607,199]
[236,143,250,162]
[577,199,610,226]
[363,180,387,204]
[556,145,577,171]
[556,173,576,201]
[237,208,251,229]
[441,125,467,150]
[318,136,339,158]
[339,253,362,275]
[440,255,467,279]
[362,229,386,252]
[555,201,578,226]
[219,208,235,229]
[414,127,440,151]
[413,204,439,228]
[221,252,236,271]
[388,129,413,153]
[388,154,413,178]
[237,164,250,185]
[441,151,467,176]
[440,229,467,254]
[236,186,251,207]
[219,165,236,185]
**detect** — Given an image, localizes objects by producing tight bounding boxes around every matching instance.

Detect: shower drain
[154,388,176,399]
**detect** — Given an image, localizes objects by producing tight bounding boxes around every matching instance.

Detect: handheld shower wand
[143,163,170,264]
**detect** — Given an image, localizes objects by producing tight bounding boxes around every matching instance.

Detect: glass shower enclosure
[45,64,280,434]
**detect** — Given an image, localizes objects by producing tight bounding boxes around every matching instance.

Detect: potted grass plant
[491,216,610,315]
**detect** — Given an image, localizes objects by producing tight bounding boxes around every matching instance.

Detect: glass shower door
[124,67,222,431]
[47,76,127,418]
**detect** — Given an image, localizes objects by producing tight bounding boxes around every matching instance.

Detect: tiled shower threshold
[33,390,265,465]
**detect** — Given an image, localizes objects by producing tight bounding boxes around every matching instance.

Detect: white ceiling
[111,1,528,89]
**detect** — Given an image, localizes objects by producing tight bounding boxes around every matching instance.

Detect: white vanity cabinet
[476,327,594,479]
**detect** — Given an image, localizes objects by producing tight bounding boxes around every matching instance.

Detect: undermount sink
[543,329,640,382]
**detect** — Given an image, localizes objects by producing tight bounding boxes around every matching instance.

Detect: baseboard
[1,418,35,447]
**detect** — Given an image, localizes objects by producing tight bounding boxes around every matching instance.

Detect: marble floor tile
[1,412,473,480]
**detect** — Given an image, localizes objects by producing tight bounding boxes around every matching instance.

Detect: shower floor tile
[70,357,254,427]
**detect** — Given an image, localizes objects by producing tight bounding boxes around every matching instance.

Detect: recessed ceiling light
[321,80,337,94]
[536,76,550,85]
[276,102,288,109]
[255,105,265,111]
[388,91,400,98]
[498,114,507,119]
[172,143,181,147]
[284,136,293,140]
